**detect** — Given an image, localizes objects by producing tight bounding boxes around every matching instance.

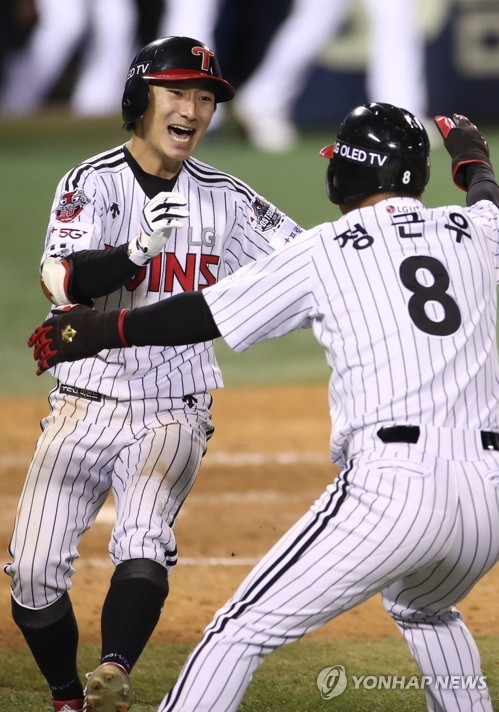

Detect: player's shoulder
[182,156,259,201]
[464,199,499,218]
[62,144,128,189]
[429,199,499,233]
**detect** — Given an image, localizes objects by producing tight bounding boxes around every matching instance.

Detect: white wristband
[127,234,152,266]
[40,257,70,305]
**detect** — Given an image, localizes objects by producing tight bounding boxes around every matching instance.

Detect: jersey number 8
[399,255,462,336]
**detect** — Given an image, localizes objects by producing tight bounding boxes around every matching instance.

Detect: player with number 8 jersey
[29,103,499,712]
[7,36,301,712]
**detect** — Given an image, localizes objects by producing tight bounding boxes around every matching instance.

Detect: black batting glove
[434,114,492,191]
[28,304,129,375]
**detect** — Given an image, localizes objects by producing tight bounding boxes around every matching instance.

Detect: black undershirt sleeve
[66,244,140,302]
[465,163,499,208]
[123,291,221,346]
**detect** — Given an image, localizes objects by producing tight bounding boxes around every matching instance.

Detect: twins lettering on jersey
[120,250,219,293]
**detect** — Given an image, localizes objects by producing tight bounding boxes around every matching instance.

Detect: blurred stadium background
[0,3,498,710]
[1,0,499,396]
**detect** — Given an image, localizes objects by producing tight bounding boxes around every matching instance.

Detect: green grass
[3,112,499,396]
[0,637,496,711]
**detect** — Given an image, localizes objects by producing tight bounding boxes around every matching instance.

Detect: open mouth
[168,124,195,144]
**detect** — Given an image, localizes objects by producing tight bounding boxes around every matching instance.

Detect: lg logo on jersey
[187,227,216,247]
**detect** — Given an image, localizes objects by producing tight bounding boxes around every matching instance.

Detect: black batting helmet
[320,103,430,206]
[122,36,235,124]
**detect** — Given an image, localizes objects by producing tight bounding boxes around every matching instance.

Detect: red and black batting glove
[434,114,492,191]
[28,304,129,375]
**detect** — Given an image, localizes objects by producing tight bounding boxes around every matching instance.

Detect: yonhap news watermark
[316,665,487,700]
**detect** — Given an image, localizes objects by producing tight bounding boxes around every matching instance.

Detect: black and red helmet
[320,103,430,205]
[122,36,235,124]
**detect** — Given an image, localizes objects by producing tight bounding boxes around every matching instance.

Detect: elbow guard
[40,257,72,305]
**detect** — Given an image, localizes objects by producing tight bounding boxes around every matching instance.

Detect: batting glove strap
[128,191,189,266]
[434,114,492,191]
[28,305,129,375]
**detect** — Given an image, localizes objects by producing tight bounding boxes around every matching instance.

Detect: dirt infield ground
[1,386,497,648]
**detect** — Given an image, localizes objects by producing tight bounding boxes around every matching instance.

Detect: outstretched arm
[28,294,220,375]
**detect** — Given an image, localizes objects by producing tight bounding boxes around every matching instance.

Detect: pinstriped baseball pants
[6,387,214,609]
[159,429,499,711]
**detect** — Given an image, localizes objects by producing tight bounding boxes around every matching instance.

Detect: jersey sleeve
[465,200,499,282]
[223,189,303,275]
[41,167,106,267]
[203,231,317,352]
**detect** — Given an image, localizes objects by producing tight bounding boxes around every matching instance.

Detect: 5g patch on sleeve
[45,222,95,258]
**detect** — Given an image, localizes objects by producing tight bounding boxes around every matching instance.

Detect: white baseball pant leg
[6,390,130,607]
[0,0,87,113]
[158,438,498,711]
[363,0,428,118]
[160,0,221,49]
[109,396,213,568]
[6,390,213,608]
[70,0,138,116]
[382,455,499,711]
[236,0,352,118]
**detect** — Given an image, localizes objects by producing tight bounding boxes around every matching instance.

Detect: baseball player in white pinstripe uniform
[9,36,302,712]
[30,105,499,711]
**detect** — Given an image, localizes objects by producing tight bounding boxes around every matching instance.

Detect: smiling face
[127,81,216,178]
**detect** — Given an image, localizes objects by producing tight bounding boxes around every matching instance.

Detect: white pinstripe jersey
[42,145,302,399]
[204,196,499,465]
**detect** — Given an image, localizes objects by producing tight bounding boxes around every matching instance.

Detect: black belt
[377,425,499,451]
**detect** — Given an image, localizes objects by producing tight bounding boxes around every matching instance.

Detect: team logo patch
[55,189,90,222]
[251,197,282,233]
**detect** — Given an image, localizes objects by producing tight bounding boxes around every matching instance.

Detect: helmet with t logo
[122,36,235,124]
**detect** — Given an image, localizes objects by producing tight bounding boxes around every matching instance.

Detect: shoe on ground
[84,662,134,712]
[232,95,298,153]
[53,700,84,712]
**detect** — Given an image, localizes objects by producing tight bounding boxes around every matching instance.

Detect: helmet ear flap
[326,160,342,205]
[122,77,150,124]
